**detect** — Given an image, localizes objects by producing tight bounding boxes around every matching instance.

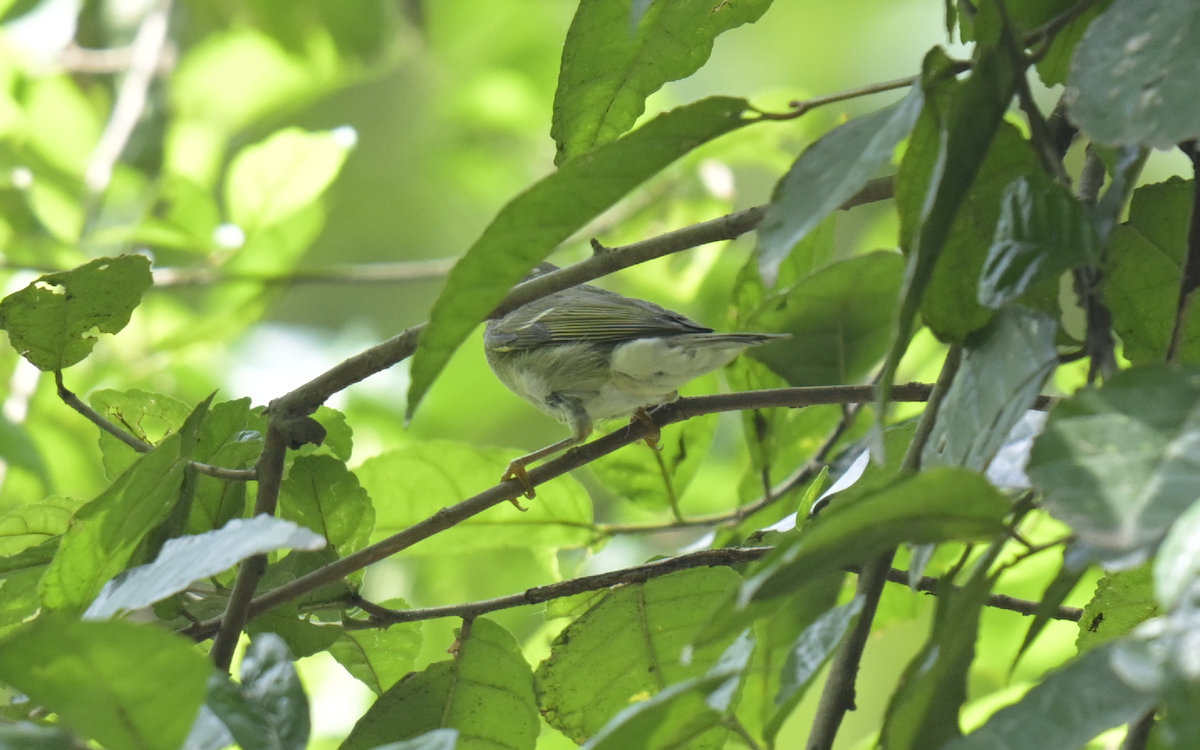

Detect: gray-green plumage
[485,274,787,448]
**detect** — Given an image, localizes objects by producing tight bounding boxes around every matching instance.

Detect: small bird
[485,265,788,499]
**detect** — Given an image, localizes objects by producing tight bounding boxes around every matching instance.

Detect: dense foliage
[0,0,1198,749]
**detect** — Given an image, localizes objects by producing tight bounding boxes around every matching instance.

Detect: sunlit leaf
[329,600,423,695]
[0,255,152,371]
[341,618,537,750]
[552,0,771,163]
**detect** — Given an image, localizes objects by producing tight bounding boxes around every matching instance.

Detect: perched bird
[485,265,788,499]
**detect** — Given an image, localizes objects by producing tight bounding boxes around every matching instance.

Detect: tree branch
[806,346,963,750]
[266,177,895,426]
[338,553,1082,629]
[55,371,152,453]
[179,380,981,642]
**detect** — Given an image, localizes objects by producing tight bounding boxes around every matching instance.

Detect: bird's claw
[501,461,535,508]
[632,408,662,451]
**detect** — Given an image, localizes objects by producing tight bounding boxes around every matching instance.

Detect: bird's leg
[501,399,593,506]
[632,407,662,451]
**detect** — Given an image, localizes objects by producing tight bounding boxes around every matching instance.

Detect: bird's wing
[486,289,712,350]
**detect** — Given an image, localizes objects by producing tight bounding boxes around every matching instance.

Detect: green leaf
[328,602,423,695]
[978,175,1101,308]
[756,87,923,281]
[279,455,374,558]
[580,630,756,750]
[39,396,212,610]
[89,389,192,479]
[356,441,592,553]
[1155,498,1200,609]
[551,0,771,164]
[1013,551,1088,667]
[742,467,1010,603]
[225,127,353,233]
[341,618,537,750]
[536,567,742,743]
[207,633,310,750]
[1076,563,1158,653]
[881,43,1019,403]
[84,516,325,620]
[881,542,1003,750]
[1067,0,1200,148]
[1027,365,1200,554]
[941,644,1158,750]
[745,251,905,386]
[366,730,460,750]
[189,398,263,534]
[1104,178,1200,365]
[589,385,717,511]
[762,596,863,743]
[1035,0,1109,87]
[406,96,752,420]
[0,496,80,556]
[0,255,152,371]
[922,307,1058,471]
[0,411,50,490]
[0,614,211,750]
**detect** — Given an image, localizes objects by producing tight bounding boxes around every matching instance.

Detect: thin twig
[55,371,152,453]
[84,0,174,197]
[151,258,457,287]
[266,178,895,427]
[179,380,1004,642]
[754,76,930,121]
[336,555,1082,630]
[806,346,963,750]
[1025,0,1104,61]
[210,424,288,671]
[1166,140,1200,364]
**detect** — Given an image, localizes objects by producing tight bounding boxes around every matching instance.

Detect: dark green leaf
[1104,178,1200,364]
[756,87,923,281]
[746,251,905,386]
[941,644,1158,750]
[580,630,756,750]
[0,255,152,371]
[341,618,537,750]
[881,43,1019,404]
[1067,0,1200,148]
[536,567,742,743]
[552,0,771,163]
[0,614,210,750]
[406,97,752,420]
[84,516,325,620]
[763,596,863,743]
[882,542,1004,750]
[1028,365,1200,554]
[742,467,1010,603]
[367,729,460,750]
[39,396,212,610]
[923,307,1058,471]
[979,175,1100,308]
[208,634,310,750]
[1035,0,1110,86]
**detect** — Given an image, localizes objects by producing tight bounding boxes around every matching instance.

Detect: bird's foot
[501,461,535,509]
[632,407,662,451]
